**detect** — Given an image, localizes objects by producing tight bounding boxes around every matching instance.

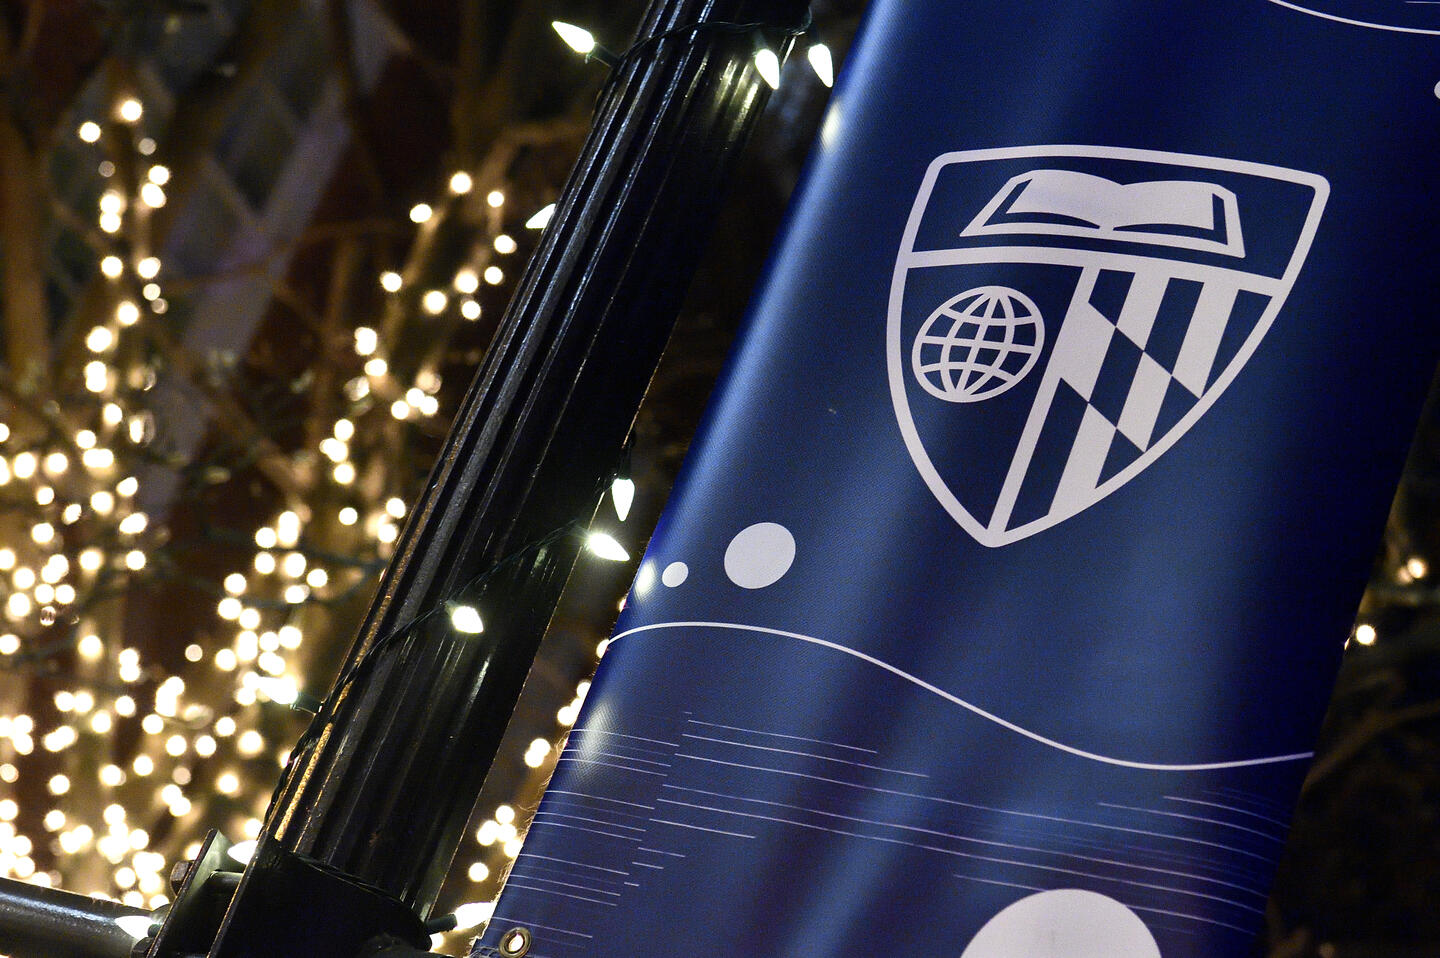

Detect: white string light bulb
[611,477,635,522]
[449,603,484,634]
[551,21,597,55]
[586,532,630,562]
[807,43,834,88]
[754,48,782,90]
[453,901,495,930]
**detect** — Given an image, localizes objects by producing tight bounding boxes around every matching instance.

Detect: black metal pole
[248,0,805,922]
[0,875,152,958]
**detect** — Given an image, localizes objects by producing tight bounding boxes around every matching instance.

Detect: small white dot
[1434,79,1440,100]
[724,523,796,589]
[661,562,688,588]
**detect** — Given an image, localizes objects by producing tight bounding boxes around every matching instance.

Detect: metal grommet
[498,926,532,957]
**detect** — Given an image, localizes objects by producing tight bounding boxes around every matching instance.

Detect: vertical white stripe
[1115,271,1170,346]
[1051,405,1117,517]
[1115,354,1173,450]
[989,268,1108,533]
[1172,282,1238,395]
[1049,301,1115,401]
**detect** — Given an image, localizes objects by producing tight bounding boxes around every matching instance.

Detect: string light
[753,48,782,89]
[807,42,834,87]
[586,532,630,562]
[453,901,495,930]
[611,477,635,522]
[449,604,484,634]
[85,325,113,351]
[0,36,652,918]
[454,269,479,294]
[552,21,598,55]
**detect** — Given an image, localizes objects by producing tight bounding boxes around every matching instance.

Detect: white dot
[723,523,795,589]
[1434,79,1440,100]
[661,562,689,588]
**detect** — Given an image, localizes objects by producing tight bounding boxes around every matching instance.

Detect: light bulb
[807,43,834,88]
[453,901,495,930]
[449,604,484,634]
[586,532,630,562]
[116,916,153,940]
[611,477,635,522]
[228,840,257,866]
[754,48,781,90]
[551,21,596,55]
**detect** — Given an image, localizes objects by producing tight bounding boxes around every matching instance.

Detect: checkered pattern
[1013,266,1262,526]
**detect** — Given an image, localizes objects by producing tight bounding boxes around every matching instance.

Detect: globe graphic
[911,285,1044,403]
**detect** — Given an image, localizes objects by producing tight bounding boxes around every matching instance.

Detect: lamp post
[198,1,808,955]
[0,3,807,953]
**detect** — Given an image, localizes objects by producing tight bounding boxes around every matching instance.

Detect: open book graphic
[963,169,1245,257]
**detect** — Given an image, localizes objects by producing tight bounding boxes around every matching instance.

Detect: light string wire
[258,460,619,852]
[254,8,815,933]
[592,8,815,69]
[279,512,588,734]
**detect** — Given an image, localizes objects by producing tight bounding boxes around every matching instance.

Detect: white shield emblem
[889,146,1328,547]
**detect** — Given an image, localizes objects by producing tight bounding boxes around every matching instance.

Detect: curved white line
[1260,0,1440,34]
[611,621,1314,773]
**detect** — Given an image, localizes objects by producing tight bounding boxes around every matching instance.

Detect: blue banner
[477,2,1440,955]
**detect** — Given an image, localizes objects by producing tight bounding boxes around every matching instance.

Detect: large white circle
[723,523,796,589]
[960,889,1161,958]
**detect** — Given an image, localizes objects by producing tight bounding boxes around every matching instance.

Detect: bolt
[169,859,194,893]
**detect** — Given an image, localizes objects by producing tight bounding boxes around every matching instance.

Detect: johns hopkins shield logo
[889,146,1328,547]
